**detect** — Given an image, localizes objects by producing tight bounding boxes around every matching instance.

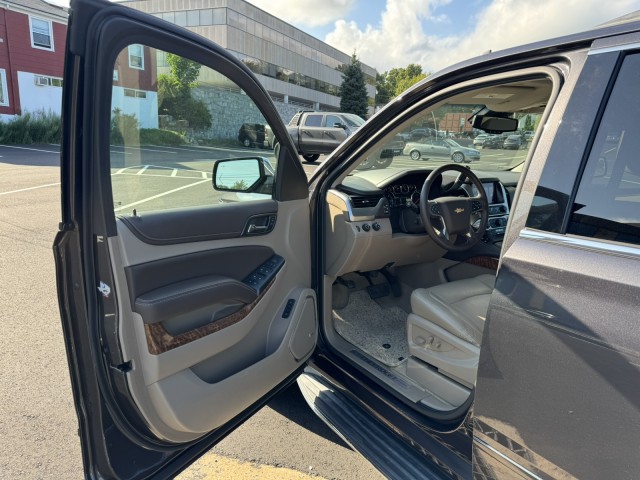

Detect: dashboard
[337,169,512,242]
[324,168,517,277]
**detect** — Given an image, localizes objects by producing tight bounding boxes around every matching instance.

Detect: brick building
[0,0,68,118]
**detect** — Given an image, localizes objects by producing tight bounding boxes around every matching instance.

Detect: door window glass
[325,115,342,128]
[567,54,640,246]
[110,45,277,214]
[304,114,322,127]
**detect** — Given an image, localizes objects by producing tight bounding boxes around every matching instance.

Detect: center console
[474,180,510,243]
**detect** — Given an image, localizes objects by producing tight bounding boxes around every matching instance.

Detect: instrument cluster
[385,184,421,208]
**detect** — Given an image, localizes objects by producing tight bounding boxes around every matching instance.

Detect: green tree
[339,53,369,117]
[375,64,429,106]
[375,72,394,106]
[523,114,534,132]
[158,53,212,131]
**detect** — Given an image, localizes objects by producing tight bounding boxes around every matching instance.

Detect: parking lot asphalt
[0,144,380,480]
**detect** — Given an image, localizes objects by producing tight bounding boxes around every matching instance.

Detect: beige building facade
[124,0,376,118]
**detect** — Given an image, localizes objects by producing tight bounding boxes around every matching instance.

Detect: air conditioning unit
[34,76,49,87]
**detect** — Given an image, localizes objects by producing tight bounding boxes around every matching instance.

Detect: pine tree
[339,53,368,118]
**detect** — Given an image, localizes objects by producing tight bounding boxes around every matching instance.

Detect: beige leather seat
[407,274,495,388]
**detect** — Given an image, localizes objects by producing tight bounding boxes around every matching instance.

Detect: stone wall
[189,85,326,143]
[192,86,266,142]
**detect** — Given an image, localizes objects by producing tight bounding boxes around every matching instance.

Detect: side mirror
[333,122,347,129]
[594,157,607,178]
[472,115,518,134]
[212,157,270,192]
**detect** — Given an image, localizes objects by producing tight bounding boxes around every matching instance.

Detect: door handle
[244,214,277,236]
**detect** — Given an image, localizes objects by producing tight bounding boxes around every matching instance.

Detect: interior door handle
[244,214,277,236]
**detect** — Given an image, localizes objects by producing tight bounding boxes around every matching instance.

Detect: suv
[280,110,365,162]
[56,3,640,479]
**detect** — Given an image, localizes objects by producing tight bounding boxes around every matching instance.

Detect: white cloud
[325,0,640,73]
[246,0,356,28]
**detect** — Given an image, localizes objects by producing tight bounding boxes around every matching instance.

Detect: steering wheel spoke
[470,197,484,213]
[427,200,442,217]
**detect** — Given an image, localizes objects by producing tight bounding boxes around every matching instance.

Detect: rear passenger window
[567,54,640,246]
[304,114,322,127]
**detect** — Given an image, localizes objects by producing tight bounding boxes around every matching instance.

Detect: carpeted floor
[333,290,409,367]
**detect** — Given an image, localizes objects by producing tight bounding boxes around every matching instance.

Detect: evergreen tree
[339,53,368,118]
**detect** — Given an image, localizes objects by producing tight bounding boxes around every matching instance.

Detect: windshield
[342,114,366,128]
[355,77,551,172]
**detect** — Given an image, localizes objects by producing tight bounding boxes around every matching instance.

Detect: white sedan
[403,138,481,163]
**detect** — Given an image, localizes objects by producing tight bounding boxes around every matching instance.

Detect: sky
[245,0,640,73]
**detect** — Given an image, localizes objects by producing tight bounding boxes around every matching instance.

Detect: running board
[297,371,452,480]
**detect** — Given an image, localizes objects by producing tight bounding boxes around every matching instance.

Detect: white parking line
[113,146,178,154]
[136,166,149,175]
[114,179,210,212]
[0,182,61,196]
[171,169,178,177]
[0,145,59,153]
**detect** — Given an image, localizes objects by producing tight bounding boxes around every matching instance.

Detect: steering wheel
[419,164,488,252]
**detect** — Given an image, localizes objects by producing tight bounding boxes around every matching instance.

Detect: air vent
[351,196,381,208]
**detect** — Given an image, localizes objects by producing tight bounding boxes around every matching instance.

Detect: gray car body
[285,111,361,157]
[403,138,481,162]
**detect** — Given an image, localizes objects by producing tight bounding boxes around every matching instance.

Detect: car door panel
[119,201,278,244]
[56,0,316,475]
[474,48,640,478]
[475,231,640,479]
[104,197,313,442]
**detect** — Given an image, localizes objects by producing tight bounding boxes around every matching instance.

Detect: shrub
[110,108,140,145]
[0,110,61,144]
[139,128,184,146]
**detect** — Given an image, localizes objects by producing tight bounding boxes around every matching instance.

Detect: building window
[34,75,63,87]
[128,44,144,70]
[30,17,54,51]
[0,69,8,106]
[113,70,119,81]
[123,88,147,99]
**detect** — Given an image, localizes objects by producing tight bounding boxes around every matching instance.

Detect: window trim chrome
[520,228,640,258]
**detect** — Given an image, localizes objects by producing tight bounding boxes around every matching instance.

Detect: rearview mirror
[472,115,518,134]
[212,157,270,192]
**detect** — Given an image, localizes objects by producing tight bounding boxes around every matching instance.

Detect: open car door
[54,0,316,477]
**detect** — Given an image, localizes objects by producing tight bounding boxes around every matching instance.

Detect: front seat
[407,274,495,388]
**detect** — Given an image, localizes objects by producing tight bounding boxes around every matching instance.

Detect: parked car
[357,134,406,170]
[503,134,525,149]
[56,2,640,479]
[237,122,267,148]
[278,110,365,163]
[403,138,480,162]
[481,135,503,149]
[473,133,491,146]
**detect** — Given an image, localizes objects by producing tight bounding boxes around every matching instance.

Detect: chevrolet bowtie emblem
[455,208,464,214]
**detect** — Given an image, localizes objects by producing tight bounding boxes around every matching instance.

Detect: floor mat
[333,290,409,367]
